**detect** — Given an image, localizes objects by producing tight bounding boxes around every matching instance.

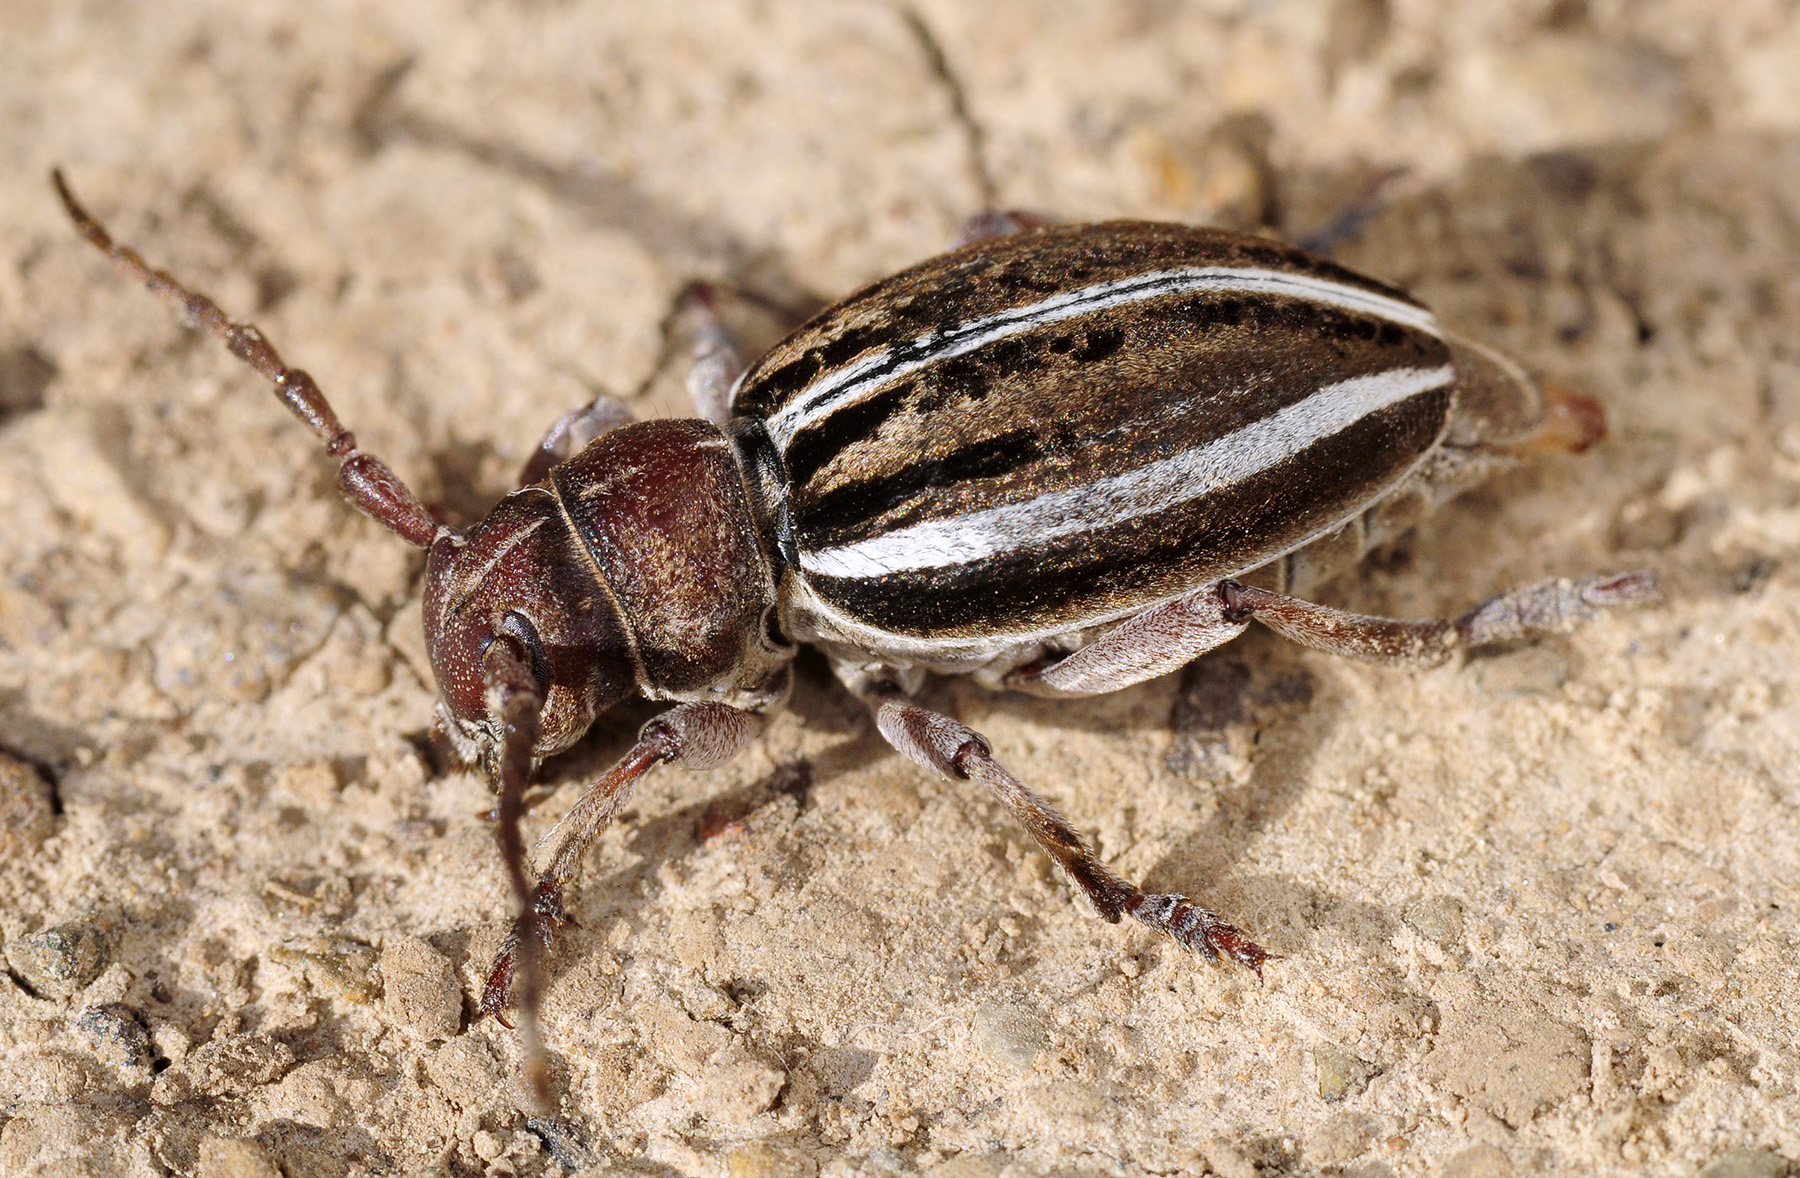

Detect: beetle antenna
[51,169,443,549]
[481,634,554,1113]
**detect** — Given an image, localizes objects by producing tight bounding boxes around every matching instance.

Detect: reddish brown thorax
[423,419,788,759]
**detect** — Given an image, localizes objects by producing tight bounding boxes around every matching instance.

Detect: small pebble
[75,1004,154,1075]
[0,753,55,861]
[5,921,110,999]
[379,935,461,1039]
[197,1137,283,1178]
[151,1032,297,1106]
[1314,1042,1372,1101]
[696,1042,787,1123]
[471,1129,505,1162]
[270,938,379,1004]
[972,1000,1050,1069]
[525,1118,599,1170]
[1697,1149,1793,1178]
[1202,1139,1261,1178]
[1403,896,1466,950]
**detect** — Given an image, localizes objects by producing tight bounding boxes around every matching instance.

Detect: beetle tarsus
[1124,893,1276,978]
[1454,572,1661,649]
[480,876,566,1028]
[1219,572,1659,666]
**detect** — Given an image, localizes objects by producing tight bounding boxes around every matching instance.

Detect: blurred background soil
[3,2,1799,1175]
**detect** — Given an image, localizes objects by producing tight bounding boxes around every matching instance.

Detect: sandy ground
[3,2,1800,1175]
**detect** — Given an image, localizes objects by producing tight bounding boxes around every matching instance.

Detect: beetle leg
[479,701,762,1041]
[1218,572,1660,666]
[52,171,443,550]
[953,210,1057,248]
[517,393,635,486]
[1294,166,1407,257]
[860,680,1274,976]
[1006,580,1250,698]
[1502,381,1609,455]
[675,282,746,424]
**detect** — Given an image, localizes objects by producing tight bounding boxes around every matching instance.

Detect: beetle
[53,174,1656,1105]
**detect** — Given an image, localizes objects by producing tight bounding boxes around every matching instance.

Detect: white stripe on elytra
[796,364,1455,580]
[764,266,1441,449]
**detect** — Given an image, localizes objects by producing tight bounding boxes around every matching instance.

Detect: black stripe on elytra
[769,269,1219,425]
[782,381,916,489]
[804,389,1451,638]
[796,428,1044,549]
[781,315,1176,491]
[783,284,1422,466]
[754,321,912,404]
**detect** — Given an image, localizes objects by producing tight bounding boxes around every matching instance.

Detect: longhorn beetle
[54,173,1657,1108]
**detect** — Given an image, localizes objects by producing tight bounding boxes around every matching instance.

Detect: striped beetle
[55,177,1656,1104]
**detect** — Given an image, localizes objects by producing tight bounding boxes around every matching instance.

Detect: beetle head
[423,488,635,767]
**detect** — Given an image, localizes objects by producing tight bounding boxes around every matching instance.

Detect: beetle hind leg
[1219,572,1660,665]
[860,680,1274,976]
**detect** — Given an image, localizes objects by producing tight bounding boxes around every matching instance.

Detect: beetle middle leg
[857,678,1274,975]
[674,282,747,424]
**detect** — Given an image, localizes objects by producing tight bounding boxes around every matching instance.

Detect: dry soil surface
[3,3,1800,1176]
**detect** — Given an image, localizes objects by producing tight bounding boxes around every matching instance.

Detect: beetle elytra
[54,175,1656,1107]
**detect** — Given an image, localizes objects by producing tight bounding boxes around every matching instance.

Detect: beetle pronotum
[54,174,1656,1108]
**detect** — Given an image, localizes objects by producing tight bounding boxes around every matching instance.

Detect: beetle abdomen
[733,222,1455,643]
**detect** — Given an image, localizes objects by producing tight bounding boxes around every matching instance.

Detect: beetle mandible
[53,175,1657,1105]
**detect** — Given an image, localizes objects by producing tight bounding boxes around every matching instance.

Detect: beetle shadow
[351,58,827,315]
[1140,683,1404,965]
[943,626,1401,960]
[512,654,890,1001]
[521,737,892,1013]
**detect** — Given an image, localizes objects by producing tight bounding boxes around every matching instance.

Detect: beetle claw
[480,938,520,1026]
[1124,892,1275,979]
[480,877,570,1027]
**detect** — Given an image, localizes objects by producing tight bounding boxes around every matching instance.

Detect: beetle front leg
[479,701,763,1034]
[860,681,1273,975]
[517,393,635,486]
[1220,571,1660,665]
